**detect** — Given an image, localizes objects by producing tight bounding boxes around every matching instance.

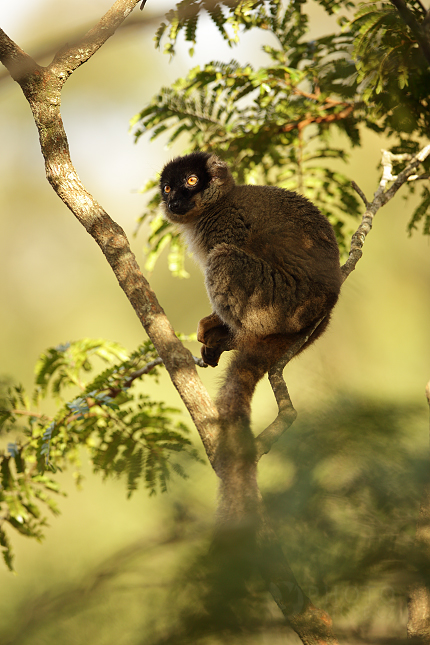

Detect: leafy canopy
[0,338,201,571]
[133,0,430,274]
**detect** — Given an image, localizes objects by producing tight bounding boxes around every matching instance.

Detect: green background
[0,1,429,642]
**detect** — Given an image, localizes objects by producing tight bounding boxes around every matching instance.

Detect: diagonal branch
[50,0,143,81]
[256,143,430,459]
[342,144,430,281]
[0,3,219,464]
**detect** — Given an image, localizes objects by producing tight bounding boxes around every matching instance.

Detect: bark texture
[0,8,219,463]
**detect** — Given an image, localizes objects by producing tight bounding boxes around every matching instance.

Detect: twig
[255,321,323,459]
[10,410,47,419]
[351,180,370,208]
[282,104,355,133]
[106,354,207,398]
[408,172,430,181]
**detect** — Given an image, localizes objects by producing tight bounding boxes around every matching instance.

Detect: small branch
[257,143,430,458]
[408,172,430,181]
[342,144,430,282]
[11,410,48,420]
[50,0,141,82]
[126,353,207,383]
[255,318,323,461]
[351,180,370,209]
[255,378,296,460]
[389,0,430,65]
[255,322,323,460]
[106,354,207,398]
[127,357,164,381]
[283,103,355,134]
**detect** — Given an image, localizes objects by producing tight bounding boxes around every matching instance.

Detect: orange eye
[163,185,171,194]
[187,175,198,187]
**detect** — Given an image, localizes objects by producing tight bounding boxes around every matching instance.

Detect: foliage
[349,1,430,234]
[133,0,430,273]
[144,398,427,643]
[154,0,355,56]
[2,397,424,643]
[0,339,200,571]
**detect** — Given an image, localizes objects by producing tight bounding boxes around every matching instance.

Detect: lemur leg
[201,243,323,367]
[197,313,236,367]
[205,243,291,339]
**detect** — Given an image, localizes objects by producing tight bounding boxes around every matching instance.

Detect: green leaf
[0,528,14,572]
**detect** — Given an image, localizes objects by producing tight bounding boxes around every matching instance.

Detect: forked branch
[0,2,219,463]
[341,145,430,281]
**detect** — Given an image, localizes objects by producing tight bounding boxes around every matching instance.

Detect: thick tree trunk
[214,418,339,645]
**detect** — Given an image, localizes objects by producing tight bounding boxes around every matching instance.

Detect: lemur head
[159,152,235,223]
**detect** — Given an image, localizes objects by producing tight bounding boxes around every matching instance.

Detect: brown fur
[160,152,342,425]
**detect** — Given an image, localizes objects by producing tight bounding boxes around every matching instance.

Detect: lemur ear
[206,155,234,187]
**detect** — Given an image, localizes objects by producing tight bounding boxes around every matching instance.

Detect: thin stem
[351,180,370,208]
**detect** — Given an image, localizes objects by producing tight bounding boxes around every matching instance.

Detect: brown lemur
[159,152,342,424]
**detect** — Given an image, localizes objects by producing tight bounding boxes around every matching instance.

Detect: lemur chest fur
[178,201,250,270]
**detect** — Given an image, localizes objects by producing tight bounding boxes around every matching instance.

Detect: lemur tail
[216,318,331,425]
[215,337,287,424]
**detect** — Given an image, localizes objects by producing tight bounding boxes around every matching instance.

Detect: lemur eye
[163,185,171,194]
[187,175,198,187]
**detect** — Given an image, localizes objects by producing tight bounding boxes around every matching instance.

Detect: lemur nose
[168,200,179,211]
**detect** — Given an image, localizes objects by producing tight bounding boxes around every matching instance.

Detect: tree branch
[0,4,219,464]
[282,103,355,134]
[50,0,145,81]
[255,323,322,460]
[389,0,430,65]
[256,144,430,458]
[342,144,430,281]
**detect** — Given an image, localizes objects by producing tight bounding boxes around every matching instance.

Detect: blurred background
[0,1,429,643]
